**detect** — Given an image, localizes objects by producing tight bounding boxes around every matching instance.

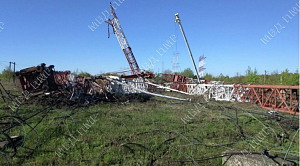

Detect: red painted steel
[161,73,191,83]
[53,71,70,85]
[170,84,187,92]
[109,4,140,76]
[123,47,140,75]
[234,84,299,115]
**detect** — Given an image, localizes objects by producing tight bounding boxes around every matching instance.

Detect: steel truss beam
[108,3,140,75]
[169,83,299,114]
[234,84,299,115]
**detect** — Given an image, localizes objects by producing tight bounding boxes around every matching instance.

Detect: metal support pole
[13,62,15,83]
[175,13,201,83]
[264,70,266,84]
[8,62,11,83]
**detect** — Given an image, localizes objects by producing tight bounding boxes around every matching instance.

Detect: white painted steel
[106,77,189,101]
[104,76,249,103]
[111,16,129,50]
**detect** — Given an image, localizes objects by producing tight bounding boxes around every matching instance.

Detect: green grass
[0,81,299,165]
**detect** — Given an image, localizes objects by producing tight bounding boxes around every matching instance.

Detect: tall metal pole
[8,62,11,83]
[13,62,15,83]
[264,70,266,84]
[175,13,201,83]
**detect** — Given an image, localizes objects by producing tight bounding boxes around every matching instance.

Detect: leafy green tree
[231,72,243,83]
[245,66,259,84]
[204,73,218,81]
[267,70,279,84]
[291,69,299,85]
[0,67,13,81]
[280,69,291,85]
[258,74,265,84]
[224,75,231,82]
[78,71,92,77]
[204,73,213,80]
[252,68,259,84]
[218,73,225,81]
[180,68,194,78]
[279,68,299,85]
[103,72,118,76]
[154,73,165,83]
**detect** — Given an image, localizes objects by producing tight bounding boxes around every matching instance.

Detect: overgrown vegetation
[161,66,299,85]
[0,81,298,166]
[204,67,299,85]
[1,65,299,85]
[0,67,13,81]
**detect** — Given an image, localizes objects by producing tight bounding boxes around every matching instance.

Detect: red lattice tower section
[108,3,140,75]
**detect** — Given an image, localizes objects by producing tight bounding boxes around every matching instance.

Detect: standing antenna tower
[172,51,180,73]
[199,55,206,78]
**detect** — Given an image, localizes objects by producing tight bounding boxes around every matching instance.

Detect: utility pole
[175,13,201,83]
[12,62,15,83]
[8,62,11,83]
[264,70,266,84]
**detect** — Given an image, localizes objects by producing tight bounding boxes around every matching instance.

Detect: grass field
[0,81,299,166]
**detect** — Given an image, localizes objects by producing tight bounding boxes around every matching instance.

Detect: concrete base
[222,150,296,166]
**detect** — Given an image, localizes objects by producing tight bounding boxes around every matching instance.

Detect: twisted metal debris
[0,63,299,165]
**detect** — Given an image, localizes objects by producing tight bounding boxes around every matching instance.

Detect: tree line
[203,67,299,85]
[161,67,299,85]
[1,66,299,85]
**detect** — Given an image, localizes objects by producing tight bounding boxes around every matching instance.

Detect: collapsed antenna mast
[107,3,140,75]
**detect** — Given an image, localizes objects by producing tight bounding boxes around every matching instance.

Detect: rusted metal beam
[234,84,299,115]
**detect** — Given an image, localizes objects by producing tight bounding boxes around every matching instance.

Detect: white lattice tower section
[172,52,180,73]
[109,3,140,75]
[199,55,206,78]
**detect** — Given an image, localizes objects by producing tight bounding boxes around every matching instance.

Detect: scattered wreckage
[13,63,156,105]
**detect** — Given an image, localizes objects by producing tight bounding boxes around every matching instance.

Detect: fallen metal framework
[234,84,299,114]
[1,3,298,164]
[1,76,298,165]
[154,73,299,114]
[12,64,185,104]
[106,3,140,75]
[166,82,299,115]
[2,64,297,165]
[14,63,100,102]
[11,63,300,116]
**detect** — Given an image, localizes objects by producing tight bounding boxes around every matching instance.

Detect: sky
[0,0,299,77]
